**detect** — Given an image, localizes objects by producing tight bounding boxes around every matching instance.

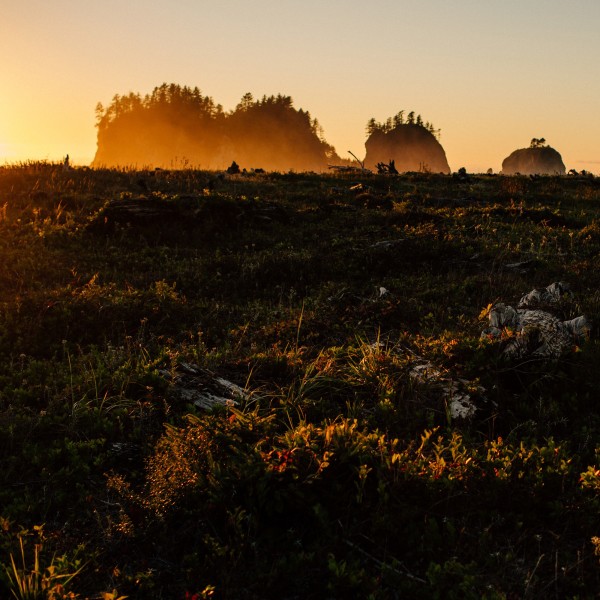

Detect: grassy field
[1,162,600,598]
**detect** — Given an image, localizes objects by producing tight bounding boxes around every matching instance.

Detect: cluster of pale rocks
[410,282,591,420]
[154,283,591,423]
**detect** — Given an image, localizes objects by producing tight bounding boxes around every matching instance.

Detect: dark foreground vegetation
[1,163,600,598]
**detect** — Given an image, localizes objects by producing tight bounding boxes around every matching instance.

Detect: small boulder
[226,160,241,174]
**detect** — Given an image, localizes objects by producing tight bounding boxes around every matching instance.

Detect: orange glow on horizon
[2,2,600,173]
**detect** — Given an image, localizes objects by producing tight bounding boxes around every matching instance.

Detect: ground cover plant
[1,162,600,598]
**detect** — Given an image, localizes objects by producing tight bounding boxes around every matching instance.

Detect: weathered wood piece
[159,362,248,411]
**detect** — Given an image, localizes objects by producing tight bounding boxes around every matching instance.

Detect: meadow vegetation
[1,162,600,598]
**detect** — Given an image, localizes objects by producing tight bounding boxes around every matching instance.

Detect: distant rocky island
[92,84,340,172]
[363,112,451,174]
[501,138,566,175]
[92,85,574,174]
[93,88,454,173]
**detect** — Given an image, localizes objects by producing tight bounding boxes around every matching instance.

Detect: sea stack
[501,140,566,175]
[364,123,451,174]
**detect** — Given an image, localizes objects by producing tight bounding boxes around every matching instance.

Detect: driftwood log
[159,362,248,410]
[376,160,399,175]
[88,195,290,233]
[481,282,592,359]
[328,165,371,174]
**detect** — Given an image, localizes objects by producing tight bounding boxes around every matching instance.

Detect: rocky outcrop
[501,146,566,175]
[363,124,451,174]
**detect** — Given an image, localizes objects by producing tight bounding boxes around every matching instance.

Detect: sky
[1,0,599,173]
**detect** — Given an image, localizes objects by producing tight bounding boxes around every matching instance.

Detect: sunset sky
[2,0,599,173]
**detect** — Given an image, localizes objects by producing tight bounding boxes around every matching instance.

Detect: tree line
[366,110,441,139]
[93,83,338,171]
[93,87,562,173]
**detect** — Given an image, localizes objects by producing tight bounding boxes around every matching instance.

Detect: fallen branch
[328,164,369,174]
[343,539,427,584]
[348,150,366,170]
